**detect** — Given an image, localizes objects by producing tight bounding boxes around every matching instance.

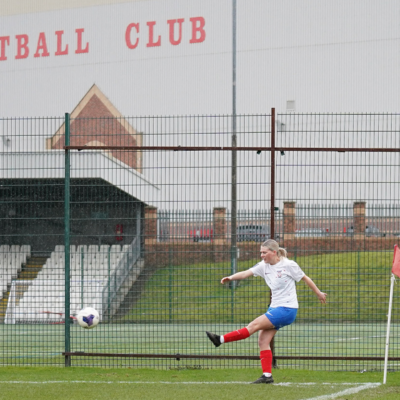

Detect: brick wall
[144,206,158,245]
[353,201,366,237]
[143,203,400,269]
[283,201,296,238]
[144,237,400,269]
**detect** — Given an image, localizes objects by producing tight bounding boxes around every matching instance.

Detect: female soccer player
[206,239,327,384]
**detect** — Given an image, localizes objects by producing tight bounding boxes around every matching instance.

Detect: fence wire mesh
[0,112,399,371]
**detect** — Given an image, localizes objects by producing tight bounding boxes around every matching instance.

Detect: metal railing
[102,237,141,319]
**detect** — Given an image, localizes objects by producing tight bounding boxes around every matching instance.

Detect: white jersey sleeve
[250,261,266,277]
[285,260,305,282]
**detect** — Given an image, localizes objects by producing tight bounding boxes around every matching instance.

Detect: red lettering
[55,30,68,56]
[0,36,10,61]
[125,23,139,49]
[75,28,89,54]
[34,32,50,58]
[167,19,184,46]
[146,21,161,47]
[15,34,29,59]
[190,17,206,44]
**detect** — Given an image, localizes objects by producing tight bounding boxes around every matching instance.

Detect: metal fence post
[81,248,84,309]
[357,251,361,321]
[169,249,173,323]
[64,112,71,367]
[107,246,111,322]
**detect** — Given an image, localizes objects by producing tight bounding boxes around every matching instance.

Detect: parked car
[345,226,386,237]
[366,225,386,237]
[295,228,328,237]
[237,224,270,242]
[192,228,213,242]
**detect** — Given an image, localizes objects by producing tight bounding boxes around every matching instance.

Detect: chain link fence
[0,112,399,370]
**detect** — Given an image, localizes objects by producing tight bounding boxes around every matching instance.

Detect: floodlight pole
[231,0,238,286]
[270,108,277,367]
[271,108,275,241]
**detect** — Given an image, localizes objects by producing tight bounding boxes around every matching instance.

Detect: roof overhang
[0,150,159,205]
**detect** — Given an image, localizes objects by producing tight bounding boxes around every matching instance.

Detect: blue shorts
[265,307,297,330]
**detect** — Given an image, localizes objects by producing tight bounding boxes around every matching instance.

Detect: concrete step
[17,256,47,281]
[0,291,10,322]
[0,256,49,323]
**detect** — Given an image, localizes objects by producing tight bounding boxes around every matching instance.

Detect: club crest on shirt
[276,270,282,278]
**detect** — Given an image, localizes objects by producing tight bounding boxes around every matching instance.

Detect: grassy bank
[124,251,397,323]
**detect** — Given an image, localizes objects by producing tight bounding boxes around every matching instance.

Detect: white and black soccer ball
[77,307,100,329]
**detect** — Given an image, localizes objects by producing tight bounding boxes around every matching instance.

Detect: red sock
[223,327,250,343]
[260,350,272,374]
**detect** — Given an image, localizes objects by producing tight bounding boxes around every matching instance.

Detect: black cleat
[251,375,274,384]
[205,331,221,347]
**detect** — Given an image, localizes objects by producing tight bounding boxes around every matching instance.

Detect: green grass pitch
[1,322,399,372]
[1,250,400,400]
[0,367,399,400]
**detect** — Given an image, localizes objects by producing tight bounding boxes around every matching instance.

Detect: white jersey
[250,258,305,308]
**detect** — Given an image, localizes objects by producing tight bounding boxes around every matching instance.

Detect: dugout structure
[0,110,400,371]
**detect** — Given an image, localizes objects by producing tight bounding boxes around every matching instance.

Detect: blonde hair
[261,239,287,259]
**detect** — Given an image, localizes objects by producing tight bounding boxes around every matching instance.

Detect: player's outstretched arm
[301,275,327,304]
[221,269,253,284]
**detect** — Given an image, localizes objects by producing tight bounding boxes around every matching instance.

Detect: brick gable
[47,85,142,172]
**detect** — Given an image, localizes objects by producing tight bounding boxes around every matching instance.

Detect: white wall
[0,0,231,117]
[1,0,144,16]
[1,0,399,117]
[238,0,400,113]
[1,0,399,210]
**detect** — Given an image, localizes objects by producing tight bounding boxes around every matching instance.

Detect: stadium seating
[0,245,31,299]
[8,243,134,323]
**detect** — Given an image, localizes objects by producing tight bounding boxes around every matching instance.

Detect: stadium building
[0,1,399,324]
[1,0,399,205]
[1,0,399,116]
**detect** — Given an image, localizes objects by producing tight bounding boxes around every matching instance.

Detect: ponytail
[277,247,287,259]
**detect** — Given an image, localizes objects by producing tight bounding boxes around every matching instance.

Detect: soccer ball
[77,307,100,329]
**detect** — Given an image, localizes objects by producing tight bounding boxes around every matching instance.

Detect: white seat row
[0,252,27,261]
[15,278,103,320]
[49,246,124,272]
[41,261,119,271]
[8,243,133,322]
[0,245,31,255]
[0,257,26,272]
[54,244,126,255]
[40,244,128,282]
[50,254,121,265]
[0,245,32,296]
